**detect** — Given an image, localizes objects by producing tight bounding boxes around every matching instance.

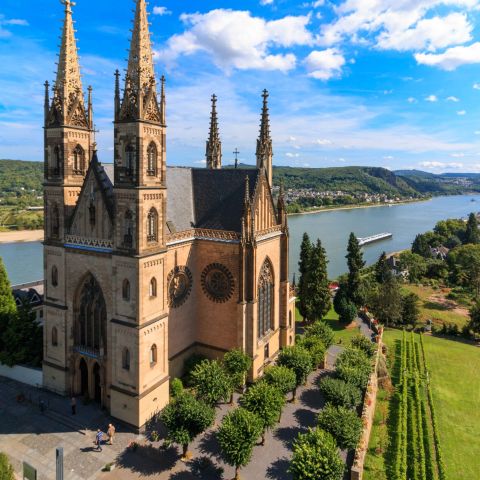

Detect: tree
[0,257,16,354]
[317,404,363,450]
[401,292,420,327]
[262,365,297,399]
[240,382,285,445]
[190,359,233,407]
[289,428,344,480]
[399,251,427,282]
[304,320,335,349]
[412,233,432,258]
[465,212,480,244]
[0,453,14,480]
[447,244,480,295]
[160,392,215,458]
[350,334,376,358]
[368,276,403,326]
[333,286,357,324]
[217,408,263,480]
[375,252,392,284]
[468,299,480,335]
[277,345,313,401]
[346,233,365,307]
[318,377,362,408]
[304,239,331,322]
[298,232,313,321]
[335,347,372,390]
[297,335,326,369]
[223,349,252,402]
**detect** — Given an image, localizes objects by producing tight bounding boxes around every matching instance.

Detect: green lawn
[365,329,480,480]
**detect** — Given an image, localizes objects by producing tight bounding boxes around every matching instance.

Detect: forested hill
[0,160,43,206]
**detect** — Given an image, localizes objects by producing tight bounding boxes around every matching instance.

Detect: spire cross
[233,148,240,169]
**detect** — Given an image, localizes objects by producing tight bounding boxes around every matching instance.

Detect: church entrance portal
[79,358,88,395]
[93,363,101,403]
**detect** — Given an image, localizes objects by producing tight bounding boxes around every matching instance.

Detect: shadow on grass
[266,457,292,480]
[423,301,450,311]
[115,444,178,476]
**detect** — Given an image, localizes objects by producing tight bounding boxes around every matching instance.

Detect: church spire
[119,0,161,122]
[47,0,89,128]
[206,94,222,169]
[256,89,273,186]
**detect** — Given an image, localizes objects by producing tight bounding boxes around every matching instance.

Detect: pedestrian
[71,396,77,415]
[94,429,104,452]
[107,423,116,445]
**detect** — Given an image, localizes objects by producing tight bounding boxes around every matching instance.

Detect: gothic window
[122,279,131,302]
[51,204,60,238]
[73,145,84,175]
[149,277,157,298]
[124,210,133,247]
[75,275,107,355]
[52,327,58,347]
[167,266,193,308]
[89,201,96,227]
[51,266,58,287]
[150,344,157,365]
[289,335,293,345]
[264,343,270,361]
[147,208,158,242]
[125,144,134,175]
[122,347,130,371]
[53,145,61,175]
[258,259,274,339]
[289,311,292,328]
[201,263,235,303]
[147,142,157,176]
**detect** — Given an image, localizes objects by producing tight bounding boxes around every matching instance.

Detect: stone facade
[42,0,294,428]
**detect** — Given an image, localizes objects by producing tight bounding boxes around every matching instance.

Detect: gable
[252,171,278,233]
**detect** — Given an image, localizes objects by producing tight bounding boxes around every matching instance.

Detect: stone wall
[350,328,384,480]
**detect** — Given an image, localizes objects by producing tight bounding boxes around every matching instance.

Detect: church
[42,0,295,428]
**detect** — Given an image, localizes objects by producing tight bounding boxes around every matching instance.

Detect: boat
[357,233,393,246]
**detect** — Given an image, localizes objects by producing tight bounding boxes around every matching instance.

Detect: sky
[3,1,480,172]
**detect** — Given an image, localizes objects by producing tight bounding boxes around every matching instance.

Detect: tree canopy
[346,233,365,307]
[190,359,233,407]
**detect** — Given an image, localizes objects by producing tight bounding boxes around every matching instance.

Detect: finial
[87,85,93,130]
[244,175,250,203]
[160,74,166,125]
[92,141,97,152]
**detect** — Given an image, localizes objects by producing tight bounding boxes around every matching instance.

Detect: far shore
[0,230,44,244]
[287,198,430,216]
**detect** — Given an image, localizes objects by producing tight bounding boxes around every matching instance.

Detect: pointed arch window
[51,266,58,287]
[258,259,274,339]
[52,327,58,347]
[125,144,135,176]
[147,142,157,176]
[122,347,130,371]
[53,145,61,176]
[147,208,158,242]
[150,344,157,365]
[149,277,157,298]
[73,145,85,175]
[122,279,131,301]
[124,210,133,248]
[51,204,60,238]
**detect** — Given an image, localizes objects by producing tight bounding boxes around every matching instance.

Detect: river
[1,195,479,285]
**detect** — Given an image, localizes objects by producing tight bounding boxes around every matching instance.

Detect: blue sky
[3,0,480,172]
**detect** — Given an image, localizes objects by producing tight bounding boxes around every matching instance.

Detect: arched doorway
[79,358,88,395]
[93,363,101,403]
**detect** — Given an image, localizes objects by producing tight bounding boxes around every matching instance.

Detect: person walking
[94,429,104,452]
[71,397,77,415]
[107,423,116,445]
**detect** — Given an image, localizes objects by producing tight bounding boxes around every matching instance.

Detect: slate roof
[101,164,260,233]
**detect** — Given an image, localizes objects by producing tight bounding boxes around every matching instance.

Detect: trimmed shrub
[262,365,297,397]
[0,453,14,480]
[170,378,184,399]
[304,320,335,349]
[317,404,363,450]
[190,359,233,407]
[350,334,377,358]
[297,335,326,369]
[318,377,362,408]
[277,345,314,401]
[183,353,207,386]
[335,347,372,389]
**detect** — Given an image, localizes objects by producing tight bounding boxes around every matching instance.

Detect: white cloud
[457,110,467,115]
[153,6,172,16]
[157,9,313,72]
[407,97,418,103]
[474,83,480,90]
[260,0,274,5]
[475,131,480,135]
[383,155,394,160]
[0,15,29,38]
[447,96,460,102]
[315,138,333,145]
[415,42,480,70]
[425,95,438,102]
[286,152,300,158]
[305,49,346,80]
[312,0,325,7]
[419,161,464,170]
[451,152,466,157]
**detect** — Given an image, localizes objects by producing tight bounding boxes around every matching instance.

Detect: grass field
[364,329,480,480]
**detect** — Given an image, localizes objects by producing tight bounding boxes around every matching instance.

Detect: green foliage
[0,160,43,206]
[318,377,362,408]
[277,345,313,390]
[262,365,297,396]
[183,353,207,387]
[350,334,376,358]
[412,233,432,258]
[447,244,480,294]
[368,276,403,326]
[468,299,480,334]
[297,335,326,369]
[289,427,344,480]
[0,257,15,317]
[335,347,372,390]
[0,452,14,480]
[298,232,313,321]
[346,233,366,307]
[333,285,358,324]
[401,292,420,327]
[190,359,233,407]
[170,378,184,399]
[375,252,392,283]
[160,392,215,455]
[240,382,285,442]
[317,404,363,450]
[223,349,252,390]
[399,251,428,282]
[217,407,263,474]
[465,212,480,244]
[304,320,335,349]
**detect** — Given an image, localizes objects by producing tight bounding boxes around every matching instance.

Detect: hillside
[0,159,43,206]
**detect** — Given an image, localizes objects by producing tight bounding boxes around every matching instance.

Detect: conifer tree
[375,251,392,284]
[298,233,313,321]
[304,239,331,322]
[465,212,480,244]
[346,233,365,307]
[0,257,16,355]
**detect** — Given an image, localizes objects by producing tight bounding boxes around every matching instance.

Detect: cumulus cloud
[419,161,464,170]
[153,6,172,16]
[457,110,467,115]
[0,15,29,38]
[474,83,480,90]
[415,42,480,70]
[157,9,313,72]
[447,96,460,102]
[425,95,438,102]
[260,0,274,4]
[305,49,346,80]
[286,152,300,158]
[407,97,418,103]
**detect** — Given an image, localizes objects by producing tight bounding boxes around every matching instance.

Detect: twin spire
[206,91,273,186]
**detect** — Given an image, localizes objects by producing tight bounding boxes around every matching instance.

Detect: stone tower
[110,0,170,424]
[44,0,94,244]
[256,89,273,186]
[206,94,222,169]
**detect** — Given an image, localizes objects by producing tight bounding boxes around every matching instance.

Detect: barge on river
[357,232,393,246]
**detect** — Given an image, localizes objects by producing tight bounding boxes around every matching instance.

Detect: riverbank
[0,230,44,244]
[287,198,429,216]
